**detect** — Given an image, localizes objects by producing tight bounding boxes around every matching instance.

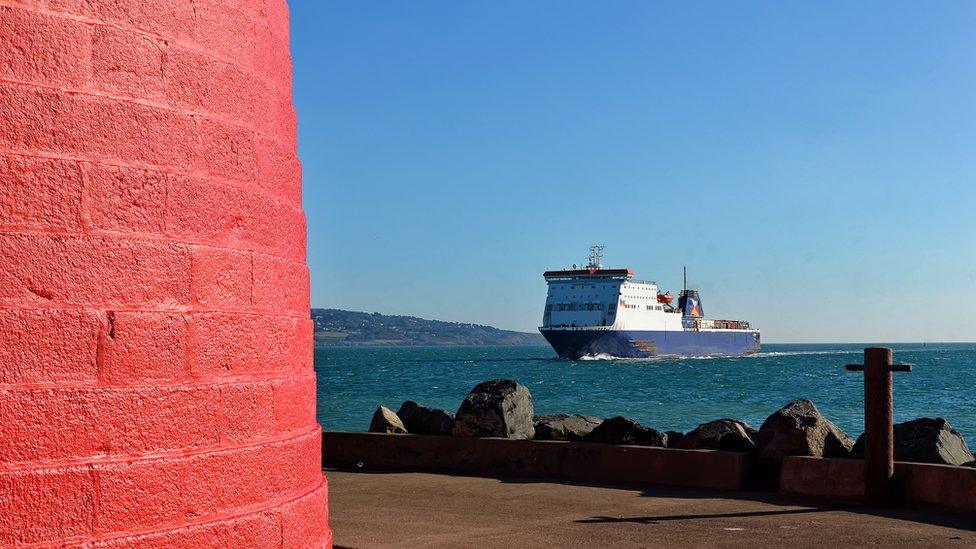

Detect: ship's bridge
[542,266,651,329]
[543,268,633,281]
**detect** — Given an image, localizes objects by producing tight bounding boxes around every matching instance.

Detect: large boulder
[452,379,535,439]
[852,418,974,466]
[534,414,602,441]
[368,405,407,434]
[676,419,757,452]
[397,401,455,436]
[755,399,853,458]
[665,431,685,448]
[583,416,667,447]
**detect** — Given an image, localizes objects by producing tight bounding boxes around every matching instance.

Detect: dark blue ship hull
[540,328,761,359]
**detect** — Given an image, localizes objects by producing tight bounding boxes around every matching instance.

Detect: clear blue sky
[291,1,976,342]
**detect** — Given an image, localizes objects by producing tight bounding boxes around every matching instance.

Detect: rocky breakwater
[347,380,976,501]
[365,382,974,473]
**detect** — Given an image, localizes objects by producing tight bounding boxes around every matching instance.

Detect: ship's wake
[571,349,863,362]
[747,350,861,358]
[575,353,696,362]
[577,353,618,361]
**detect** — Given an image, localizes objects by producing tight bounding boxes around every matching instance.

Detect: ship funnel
[678,289,703,318]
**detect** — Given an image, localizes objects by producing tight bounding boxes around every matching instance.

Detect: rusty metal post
[846,347,911,507]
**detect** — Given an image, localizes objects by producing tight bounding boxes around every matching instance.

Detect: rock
[852,418,974,466]
[533,414,602,441]
[665,431,685,448]
[676,419,757,452]
[755,399,854,458]
[397,401,455,436]
[368,405,407,434]
[452,379,535,439]
[583,416,667,447]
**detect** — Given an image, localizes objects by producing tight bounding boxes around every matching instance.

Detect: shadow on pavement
[576,507,825,524]
[327,468,976,533]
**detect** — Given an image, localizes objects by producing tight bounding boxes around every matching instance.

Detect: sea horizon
[314,340,976,348]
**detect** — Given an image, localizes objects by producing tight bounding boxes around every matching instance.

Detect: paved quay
[327,469,976,548]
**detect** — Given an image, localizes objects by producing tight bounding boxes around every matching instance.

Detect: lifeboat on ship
[656,292,674,305]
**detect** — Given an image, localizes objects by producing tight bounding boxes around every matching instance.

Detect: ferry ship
[539,246,760,359]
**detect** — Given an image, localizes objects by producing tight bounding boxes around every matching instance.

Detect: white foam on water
[578,353,617,361]
[574,348,869,362]
[747,350,861,358]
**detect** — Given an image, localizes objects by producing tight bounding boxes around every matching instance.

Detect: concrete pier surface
[327,470,976,548]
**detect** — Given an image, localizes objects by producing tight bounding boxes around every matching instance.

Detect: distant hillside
[311,309,545,346]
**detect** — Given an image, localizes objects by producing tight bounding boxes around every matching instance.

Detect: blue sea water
[314,343,976,445]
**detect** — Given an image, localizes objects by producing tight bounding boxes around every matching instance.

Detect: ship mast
[587,245,605,270]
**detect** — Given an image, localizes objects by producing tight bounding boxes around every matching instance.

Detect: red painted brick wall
[0,1,331,546]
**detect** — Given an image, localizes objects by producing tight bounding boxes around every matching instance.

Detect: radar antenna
[587,245,605,270]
